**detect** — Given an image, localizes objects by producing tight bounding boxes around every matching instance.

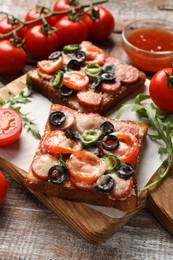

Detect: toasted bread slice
[25,104,148,212]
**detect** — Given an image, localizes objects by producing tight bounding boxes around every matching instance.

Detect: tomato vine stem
[0,0,108,39]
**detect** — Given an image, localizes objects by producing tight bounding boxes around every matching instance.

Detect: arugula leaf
[0,86,41,139]
[117,93,173,191]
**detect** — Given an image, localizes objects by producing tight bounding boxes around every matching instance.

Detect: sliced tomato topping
[62,71,89,90]
[108,174,134,199]
[68,150,106,183]
[0,108,22,146]
[37,57,63,74]
[42,130,82,154]
[31,154,58,181]
[102,132,139,164]
[81,41,106,65]
[70,176,93,191]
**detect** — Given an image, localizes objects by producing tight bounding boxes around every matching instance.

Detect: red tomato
[37,57,63,74]
[68,150,106,183]
[149,68,173,113]
[0,17,27,40]
[25,6,57,28]
[42,130,82,154]
[0,108,22,146]
[0,171,8,204]
[25,25,59,60]
[62,71,89,90]
[83,6,115,41]
[53,0,81,21]
[54,16,88,47]
[102,132,139,164]
[0,40,27,75]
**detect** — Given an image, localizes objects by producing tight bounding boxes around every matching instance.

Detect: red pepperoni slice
[116,64,139,84]
[105,56,121,65]
[31,154,58,181]
[112,121,139,137]
[50,106,76,130]
[101,80,121,93]
[108,174,133,199]
[77,90,102,109]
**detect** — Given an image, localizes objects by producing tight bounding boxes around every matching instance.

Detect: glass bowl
[122,19,173,73]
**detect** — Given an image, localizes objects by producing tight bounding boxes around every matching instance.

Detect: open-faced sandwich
[25,104,148,211]
[27,41,146,115]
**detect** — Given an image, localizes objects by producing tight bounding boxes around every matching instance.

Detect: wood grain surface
[0,0,173,259]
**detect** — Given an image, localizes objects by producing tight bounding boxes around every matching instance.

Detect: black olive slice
[94,175,115,192]
[102,63,115,73]
[102,134,119,151]
[117,163,134,179]
[65,129,79,141]
[48,51,62,60]
[66,59,81,71]
[100,121,114,135]
[48,165,67,184]
[58,85,74,98]
[89,76,102,90]
[49,111,66,127]
[101,72,116,82]
[73,50,86,63]
[84,144,102,157]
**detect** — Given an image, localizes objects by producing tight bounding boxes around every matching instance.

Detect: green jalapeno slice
[63,44,81,54]
[102,155,120,172]
[85,63,101,78]
[52,70,64,88]
[80,129,101,146]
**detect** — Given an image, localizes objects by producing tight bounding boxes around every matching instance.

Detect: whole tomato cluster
[0,0,115,75]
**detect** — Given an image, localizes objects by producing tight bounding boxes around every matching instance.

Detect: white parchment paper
[0,79,163,218]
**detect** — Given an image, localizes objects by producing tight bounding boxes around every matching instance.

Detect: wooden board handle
[146,168,173,234]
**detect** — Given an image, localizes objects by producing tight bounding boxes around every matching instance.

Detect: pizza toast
[27,41,146,115]
[25,104,148,212]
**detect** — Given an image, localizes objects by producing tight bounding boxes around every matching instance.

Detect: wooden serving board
[0,75,173,243]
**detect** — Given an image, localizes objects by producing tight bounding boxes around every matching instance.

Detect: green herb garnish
[116,93,173,191]
[0,86,41,139]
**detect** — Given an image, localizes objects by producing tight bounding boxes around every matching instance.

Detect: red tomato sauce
[127,28,173,52]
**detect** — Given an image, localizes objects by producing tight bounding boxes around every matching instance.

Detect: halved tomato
[0,108,22,146]
[37,57,63,74]
[62,71,89,90]
[102,132,139,164]
[68,150,106,183]
[42,130,82,154]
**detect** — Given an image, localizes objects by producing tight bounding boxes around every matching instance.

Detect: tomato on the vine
[0,40,27,75]
[0,17,27,40]
[55,16,88,46]
[0,108,23,146]
[25,25,59,60]
[82,6,115,41]
[149,68,173,113]
[25,6,57,28]
[53,0,81,21]
[0,171,8,204]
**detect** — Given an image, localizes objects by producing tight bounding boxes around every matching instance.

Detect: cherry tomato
[54,16,88,47]
[53,0,81,21]
[0,108,23,146]
[25,6,57,28]
[82,6,115,41]
[37,57,63,74]
[0,171,8,204]
[0,40,27,75]
[149,68,173,113]
[68,150,106,183]
[42,130,82,154]
[25,25,59,60]
[102,132,139,164]
[0,17,27,40]
[62,71,89,90]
